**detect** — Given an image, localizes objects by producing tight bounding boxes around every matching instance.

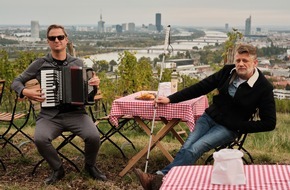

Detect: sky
[1,0,290,28]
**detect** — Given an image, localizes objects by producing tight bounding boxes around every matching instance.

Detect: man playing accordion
[11,24,106,184]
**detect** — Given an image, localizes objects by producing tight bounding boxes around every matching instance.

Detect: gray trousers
[34,112,100,170]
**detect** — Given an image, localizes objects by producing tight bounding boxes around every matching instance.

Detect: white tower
[31,20,40,38]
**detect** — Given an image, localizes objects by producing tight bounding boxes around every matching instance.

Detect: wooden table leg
[119,118,180,177]
[135,117,180,161]
[160,117,185,145]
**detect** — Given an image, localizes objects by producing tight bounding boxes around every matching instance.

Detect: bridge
[97,46,196,52]
[97,38,227,52]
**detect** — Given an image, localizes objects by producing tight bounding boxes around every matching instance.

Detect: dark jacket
[11,53,95,119]
[168,64,276,133]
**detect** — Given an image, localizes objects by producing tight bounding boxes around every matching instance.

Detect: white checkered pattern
[160,165,290,190]
[109,91,208,131]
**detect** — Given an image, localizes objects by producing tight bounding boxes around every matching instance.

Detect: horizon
[1,23,289,31]
[1,1,289,29]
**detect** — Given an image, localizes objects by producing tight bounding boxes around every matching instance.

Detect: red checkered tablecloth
[109,91,208,131]
[160,165,290,190]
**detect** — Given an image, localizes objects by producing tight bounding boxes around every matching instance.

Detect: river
[84,30,227,67]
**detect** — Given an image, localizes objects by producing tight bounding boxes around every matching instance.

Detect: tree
[222,28,243,65]
[180,75,199,89]
[91,59,109,73]
[117,51,139,95]
[0,50,14,110]
[96,71,116,105]
[137,57,155,90]
[160,68,172,82]
[116,51,157,96]
[0,50,42,110]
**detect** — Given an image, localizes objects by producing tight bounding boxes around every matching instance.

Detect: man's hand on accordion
[22,87,45,102]
[88,72,100,88]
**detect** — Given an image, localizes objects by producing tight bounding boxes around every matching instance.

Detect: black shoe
[85,165,107,181]
[44,165,65,185]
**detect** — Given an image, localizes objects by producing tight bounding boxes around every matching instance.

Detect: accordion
[40,66,95,107]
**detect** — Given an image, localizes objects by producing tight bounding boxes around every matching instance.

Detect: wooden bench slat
[0,112,27,121]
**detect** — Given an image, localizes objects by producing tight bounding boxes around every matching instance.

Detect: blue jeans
[161,113,238,175]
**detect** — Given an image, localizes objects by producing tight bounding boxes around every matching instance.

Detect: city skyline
[1,0,290,29]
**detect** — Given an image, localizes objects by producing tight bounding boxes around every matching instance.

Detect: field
[0,113,289,190]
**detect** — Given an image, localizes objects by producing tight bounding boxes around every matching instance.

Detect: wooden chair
[0,79,35,171]
[0,81,33,156]
[3,80,38,149]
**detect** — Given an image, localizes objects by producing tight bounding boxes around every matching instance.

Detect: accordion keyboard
[41,69,61,107]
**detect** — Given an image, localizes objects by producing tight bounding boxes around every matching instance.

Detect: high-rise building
[245,15,251,35]
[122,23,127,31]
[98,14,105,33]
[155,13,162,32]
[127,23,135,32]
[31,20,39,38]
[116,25,122,33]
[148,24,157,31]
[121,23,135,32]
[225,23,229,31]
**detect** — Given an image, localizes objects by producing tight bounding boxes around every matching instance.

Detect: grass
[0,113,289,189]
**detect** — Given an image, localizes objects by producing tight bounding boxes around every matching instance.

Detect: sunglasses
[47,35,65,41]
